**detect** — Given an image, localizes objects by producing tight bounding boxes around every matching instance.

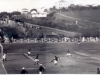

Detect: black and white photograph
[0,0,100,74]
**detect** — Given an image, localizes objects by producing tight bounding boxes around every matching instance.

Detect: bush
[0,26,25,39]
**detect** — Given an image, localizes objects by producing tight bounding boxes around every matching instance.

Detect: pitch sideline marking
[8,67,38,70]
[74,51,100,61]
[74,51,89,56]
[0,60,7,74]
[91,57,100,61]
[24,53,35,62]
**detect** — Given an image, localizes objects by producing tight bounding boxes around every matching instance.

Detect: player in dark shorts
[28,49,31,56]
[78,40,81,45]
[66,49,72,57]
[97,68,100,74]
[34,54,39,65]
[51,56,60,65]
[20,67,28,74]
[39,64,45,74]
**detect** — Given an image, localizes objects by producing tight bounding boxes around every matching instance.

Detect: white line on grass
[24,53,46,69]
[0,60,7,74]
[74,51,89,56]
[91,57,100,61]
[24,53,35,61]
[7,53,22,55]
[74,51,100,61]
[8,68,38,70]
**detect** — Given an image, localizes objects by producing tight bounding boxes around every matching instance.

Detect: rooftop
[59,0,66,2]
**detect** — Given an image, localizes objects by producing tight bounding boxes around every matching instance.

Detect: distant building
[22,8,29,14]
[43,32,58,39]
[21,8,32,19]
[30,8,48,17]
[30,9,38,15]
[21,8,48,18]
[0,16,15,26]
[55,0,70,9]
[45,35,58,39]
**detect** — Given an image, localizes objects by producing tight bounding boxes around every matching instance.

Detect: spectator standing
[39,64,45,74]
[28,48,31,56]
[20,67,28,74]
[97,68,100,74]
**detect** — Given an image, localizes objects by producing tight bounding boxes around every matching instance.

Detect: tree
[10,11,21,16]
[44,9,48,12]
[0,12,10,20]
[1,27,25,39]
[50,6,56,11]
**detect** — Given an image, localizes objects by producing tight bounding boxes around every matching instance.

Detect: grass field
[1,42,100,74]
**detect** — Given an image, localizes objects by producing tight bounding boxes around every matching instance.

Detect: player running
[3,53,7,62]
[78,40,81,45]
[34,54,40,65]
[66,49,72,57]
[51,56,60,65]
[20,67,28,74]
[39,64,45,74]
[28,48,31,56]
[97,68,100,74]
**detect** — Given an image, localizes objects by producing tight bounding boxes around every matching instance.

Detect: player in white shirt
[34,54,40,65]
[3,53,7,61]
[66,49,72,57]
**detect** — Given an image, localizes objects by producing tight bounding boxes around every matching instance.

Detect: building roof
[22,8,28,10]
[46,35,58,38]
[59,0,66,2]
[30,9,37,12]
[22,8,29,12]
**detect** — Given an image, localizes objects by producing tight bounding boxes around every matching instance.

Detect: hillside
[60,10,100,23]
[21,10,99,37]
[0,22,79,43]
[55,10,100,27]
[1,9,100,40]
[25,23,79,38]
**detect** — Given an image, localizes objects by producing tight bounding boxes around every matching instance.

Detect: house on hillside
[55,0,70,9]
[21,8,48,18]
[44,32,58,39]
[30,8,48,17]
[22,8,29,14]
[0,16,15,26]
[45,35,58,39]
[21,8,32,19]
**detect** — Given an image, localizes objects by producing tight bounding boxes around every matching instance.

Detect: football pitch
[1,42,100,74]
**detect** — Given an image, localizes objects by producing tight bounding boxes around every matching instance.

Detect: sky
[0,0,100,12]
